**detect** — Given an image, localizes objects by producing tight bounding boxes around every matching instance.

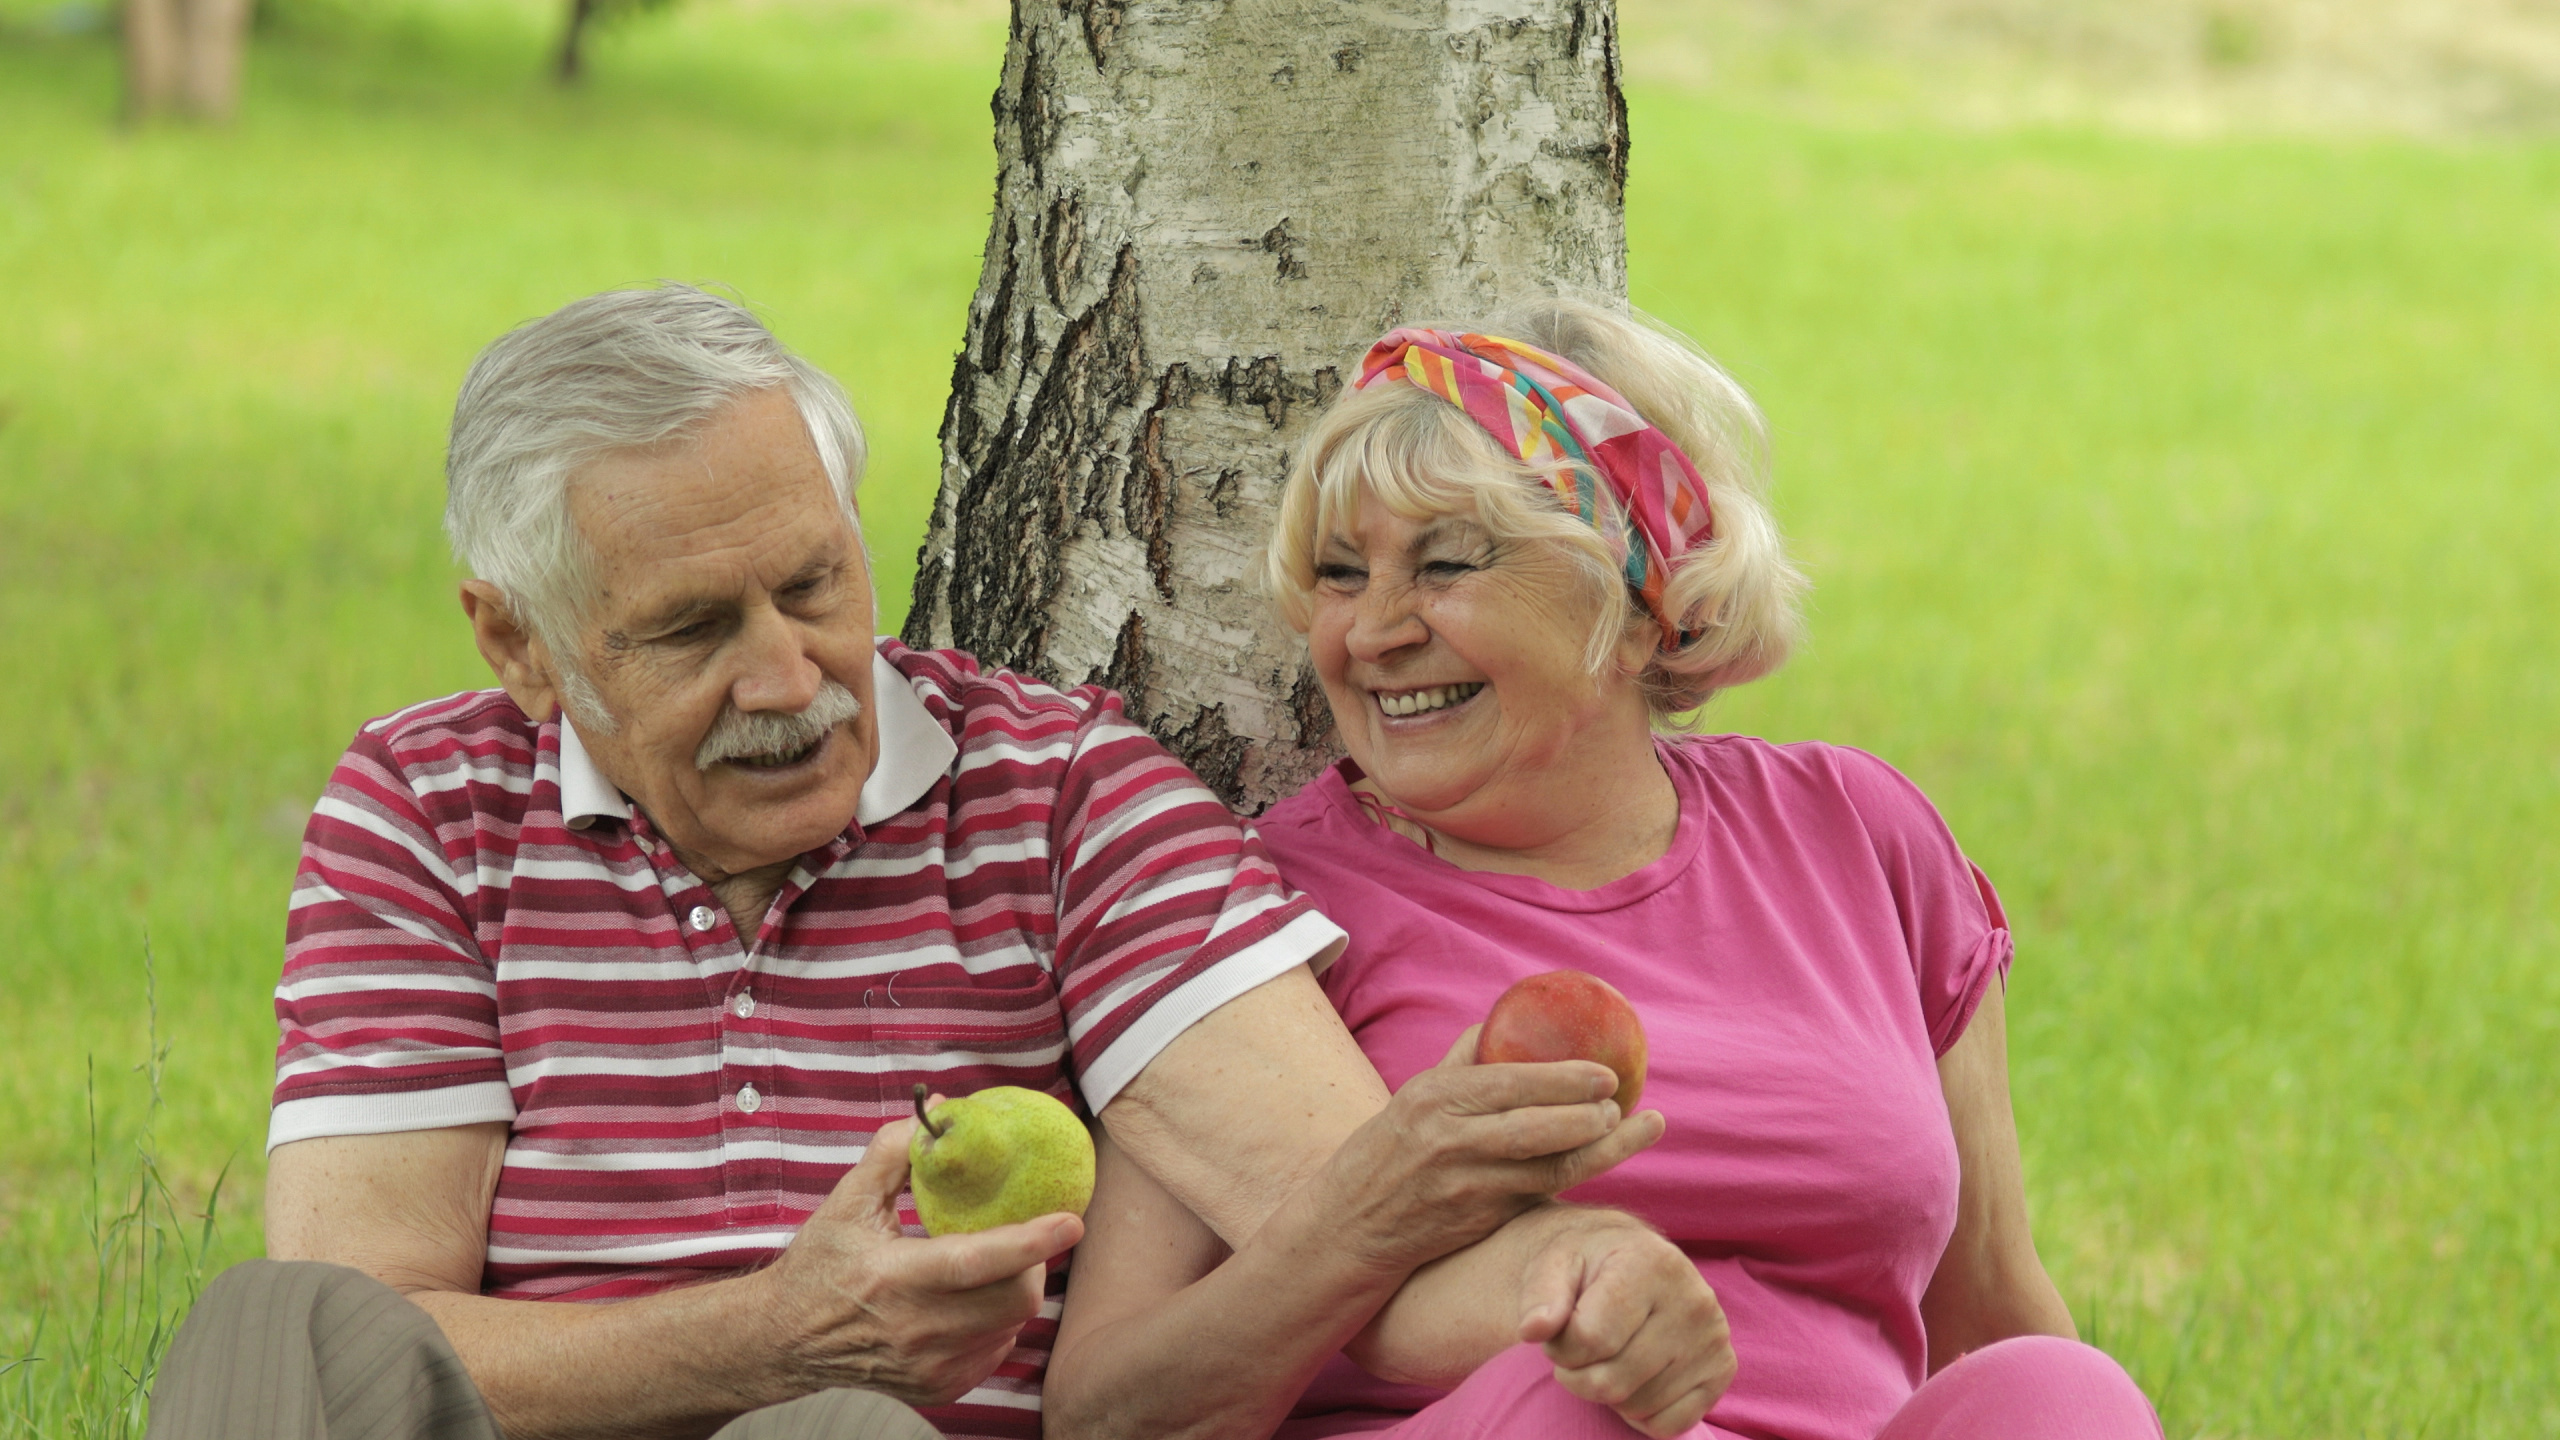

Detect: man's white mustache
[695,680,864,770]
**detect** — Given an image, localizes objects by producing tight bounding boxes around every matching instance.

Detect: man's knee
[190,1258,411,1329]
[149,1260,495,1440]
[710,1386,941,1440]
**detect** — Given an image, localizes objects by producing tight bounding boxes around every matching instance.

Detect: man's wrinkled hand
[1320,1026,1667,1278]
[1516,1212,1736,1438]
[756,1118,1084,1408]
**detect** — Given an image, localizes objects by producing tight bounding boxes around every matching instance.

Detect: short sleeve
[1830,747,2013,1056]
[1045,689,1345,1111]
[268,727,516,1151]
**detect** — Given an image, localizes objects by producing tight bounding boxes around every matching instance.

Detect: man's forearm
[407,1272,793,1440]
[1048,1183,1406,1440]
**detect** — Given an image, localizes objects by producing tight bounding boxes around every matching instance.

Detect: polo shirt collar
[556,649,956,833]
[556,712,624,830]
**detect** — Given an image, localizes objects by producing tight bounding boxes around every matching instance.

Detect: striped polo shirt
[271,639,1343,1437]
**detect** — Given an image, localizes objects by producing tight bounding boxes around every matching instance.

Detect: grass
[2,946,231,1438]
[2,0,2553,1434]
[1647,116,2560,1432]
[1617,0,2560,135]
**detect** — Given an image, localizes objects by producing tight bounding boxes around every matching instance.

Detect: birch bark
[905,0,1629,809]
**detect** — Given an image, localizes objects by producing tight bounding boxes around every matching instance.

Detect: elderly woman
[1044,301,2162,1440]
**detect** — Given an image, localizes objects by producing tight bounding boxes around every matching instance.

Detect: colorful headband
[1355,327,1716,647]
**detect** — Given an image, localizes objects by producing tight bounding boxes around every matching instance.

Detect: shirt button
[733,992,756,1020]
[689,906,718,933]
[737,1083,763,1114]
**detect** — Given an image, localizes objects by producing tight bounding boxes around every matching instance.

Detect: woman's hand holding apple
[1311,1026,1666,1281]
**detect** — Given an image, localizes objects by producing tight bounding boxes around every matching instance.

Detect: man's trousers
[144,1260,939,1440]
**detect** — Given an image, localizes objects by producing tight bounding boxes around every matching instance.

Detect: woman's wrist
[1264,1150,1430,1298]
[1297,1108,1491,1282]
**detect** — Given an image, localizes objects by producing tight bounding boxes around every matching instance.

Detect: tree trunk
[177,0,252,121]
[122,0,184,121]
[124,0,254,122]
[906,0,1629,810]
[557,0,598,84]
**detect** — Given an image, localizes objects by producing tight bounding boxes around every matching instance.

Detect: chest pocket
[856,971,1078,1112]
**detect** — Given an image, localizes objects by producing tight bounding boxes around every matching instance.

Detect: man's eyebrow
[621,594,727,640]
[778,556,843,588]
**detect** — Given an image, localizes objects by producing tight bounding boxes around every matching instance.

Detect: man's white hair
[444,283,866,727]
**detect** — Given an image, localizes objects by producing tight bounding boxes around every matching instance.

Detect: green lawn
[2,1,2552,1434]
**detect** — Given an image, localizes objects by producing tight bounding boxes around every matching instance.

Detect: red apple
[1478,969,1648,1112]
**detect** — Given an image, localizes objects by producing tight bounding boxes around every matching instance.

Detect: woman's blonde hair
[1265,297,1808,717]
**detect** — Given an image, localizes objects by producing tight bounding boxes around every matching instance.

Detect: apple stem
[912,1082,945,1139]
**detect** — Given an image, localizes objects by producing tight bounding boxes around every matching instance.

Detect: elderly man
[143,286,1728,1440]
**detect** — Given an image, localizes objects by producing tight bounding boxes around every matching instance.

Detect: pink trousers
[1276,1336,2161,1440]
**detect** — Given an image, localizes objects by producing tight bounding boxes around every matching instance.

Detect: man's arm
[1917,981,2077,1371]
[265,1120,1079,1440]
[1046,1127,1396,1440]
[1098,965,1714,1399]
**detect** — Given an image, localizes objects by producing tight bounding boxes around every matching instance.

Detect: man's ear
[459,581,564,724]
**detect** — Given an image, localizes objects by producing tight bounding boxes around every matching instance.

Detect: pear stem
[912,1082,945,1139]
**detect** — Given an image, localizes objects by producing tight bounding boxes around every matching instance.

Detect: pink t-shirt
[1258,736,2013,1440]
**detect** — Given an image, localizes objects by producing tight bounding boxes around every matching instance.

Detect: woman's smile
[1371,681,1486,721]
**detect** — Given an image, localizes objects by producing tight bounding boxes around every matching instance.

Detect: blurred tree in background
[121,0,252,120]
[554,0,675,82]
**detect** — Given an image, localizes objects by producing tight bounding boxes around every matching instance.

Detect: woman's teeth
[1377,683,1483,718]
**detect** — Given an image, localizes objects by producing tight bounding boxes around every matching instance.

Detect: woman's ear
[1611,599,1661,682]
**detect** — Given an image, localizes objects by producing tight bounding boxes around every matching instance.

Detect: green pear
[906,1082,1096,1236]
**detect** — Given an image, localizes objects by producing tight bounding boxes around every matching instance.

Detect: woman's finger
[1552,1346,1657,1410]
[1526,1107,1664,1192]
[1525,1219,1669,1363]
[1579,1268,1736,1435]
[1591,1337,1718,1433]
[1434,1023,1483,1068]
[1627,1380,1721,1440]
[1541,1259,1651,1371]
[1514,1238,1587,1345]
[1620,1321,1738,1438]
[1404,1055,1619,1117]
[1458,1098,1623,1163]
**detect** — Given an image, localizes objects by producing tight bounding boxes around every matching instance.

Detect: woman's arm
[1049,1033,1735,1440]
[1049,1029,1624,1440]
[1920,979,2080,1371]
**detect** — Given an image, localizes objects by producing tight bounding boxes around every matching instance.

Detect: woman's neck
[1353,726,1681,892]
